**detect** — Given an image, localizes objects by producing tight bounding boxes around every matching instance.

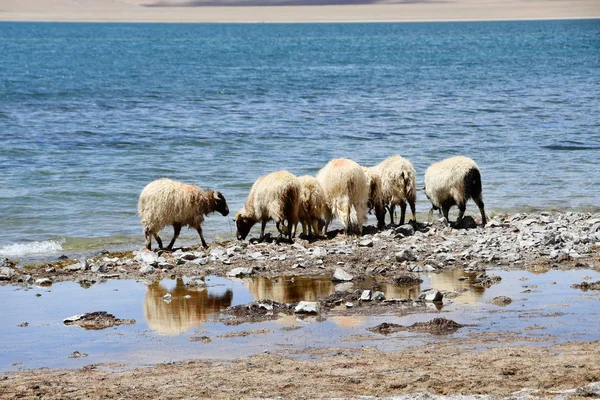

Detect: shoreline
[1,210,599,399]
[0,1,598,23]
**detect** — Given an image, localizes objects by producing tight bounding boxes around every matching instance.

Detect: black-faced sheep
[236,170,300,242]
[316,158,368,236]
[361,166,386,230]
[372,155,417,226]
[424,156,487,226]
[138,178,229,250]
[297,175,326,238]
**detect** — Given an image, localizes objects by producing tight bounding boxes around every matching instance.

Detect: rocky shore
[1,211,598,287]
[2,211,600,400]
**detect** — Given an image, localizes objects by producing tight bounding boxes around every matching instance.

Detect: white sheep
[361,166,386,230]
[424,156,487,226]
[316,158,368,236]
[372,155,417,226]
[138,178,229,250]
[236,170,300,241]
[297,175,327,238]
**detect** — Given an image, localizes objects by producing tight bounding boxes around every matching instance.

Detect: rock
[359,239,373,248]
[179,253,198,261]
[395,224,415,236]
[294,301,320,314]
[186,277,206,287]
[345,302,354,308]
[0,267,16,280]
[360,290,372,301]
[311,247,327,258]
[258,303,274,311]
[419,289,443,302]
[226,267,255,277]
[248,251,265,260]
[452,216,477,229]
[66,259,88,272]
[35,278,52,286]
[291,243,306,251]
[17,322,28,328]
[372,291,385,301]
[158,262,175,270]
[491,296,512,306]
[68,351,88,358]
[139,264,155,274]
[18,274,34,284]
[210,248,226,258]
[396,249,418,262]
[332,267,353,282]
[134,250,158,264]
[91,263,109,273]
[63,311,136,330]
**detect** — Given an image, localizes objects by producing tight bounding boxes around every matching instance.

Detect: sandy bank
[0,0,598,22]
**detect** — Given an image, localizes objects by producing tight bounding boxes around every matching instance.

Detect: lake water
[1,20,599,260]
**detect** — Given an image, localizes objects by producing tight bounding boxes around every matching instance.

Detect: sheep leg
[475,197,487,226]
[259,220,267,241]
[154,234,163,250]
[457,203,466,223]
[442,205,451,224]
[195,224,208,248]
[144,229,154,250]
[387,204,395,225]
[301,221,308,236]
[410,201,417,225]
[399,201,407,226]
[167,223,182,250]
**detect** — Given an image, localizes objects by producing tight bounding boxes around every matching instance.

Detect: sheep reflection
[144,278,233,335]
[427,269,485,304]
[243,276,335,303]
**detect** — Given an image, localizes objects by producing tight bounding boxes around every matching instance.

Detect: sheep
[424,156,487,226]
[316,158,369,236]
[297,175,327,238]
[361,166,386,230]
[372,155,417,226]
[236,170,300,242]
[137,178,229,250]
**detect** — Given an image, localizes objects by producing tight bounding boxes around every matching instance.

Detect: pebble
[332,267,353,282]
[294,301,320,314]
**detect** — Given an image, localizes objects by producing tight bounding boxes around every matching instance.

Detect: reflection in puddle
[240,275,335,303]
[428,269,486,304]
[0,268,598,372]
[144,278,233,335]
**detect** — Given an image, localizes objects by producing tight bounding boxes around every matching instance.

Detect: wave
[0,239,64,258]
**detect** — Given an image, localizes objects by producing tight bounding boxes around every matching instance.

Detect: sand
[0,0,598,23]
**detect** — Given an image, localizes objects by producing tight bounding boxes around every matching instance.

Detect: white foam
[0,239,64,258]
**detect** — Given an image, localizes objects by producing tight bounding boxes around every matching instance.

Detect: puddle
[0,269,598,372]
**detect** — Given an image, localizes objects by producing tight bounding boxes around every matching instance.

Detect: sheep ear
[213,191,220,200]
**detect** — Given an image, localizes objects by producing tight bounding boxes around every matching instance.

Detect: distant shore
[0,0,598,23]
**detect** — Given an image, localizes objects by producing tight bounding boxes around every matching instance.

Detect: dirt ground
[2,339,599,399]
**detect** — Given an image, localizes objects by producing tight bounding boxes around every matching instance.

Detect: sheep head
[235,211,255,240]
[210,191,229,216]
